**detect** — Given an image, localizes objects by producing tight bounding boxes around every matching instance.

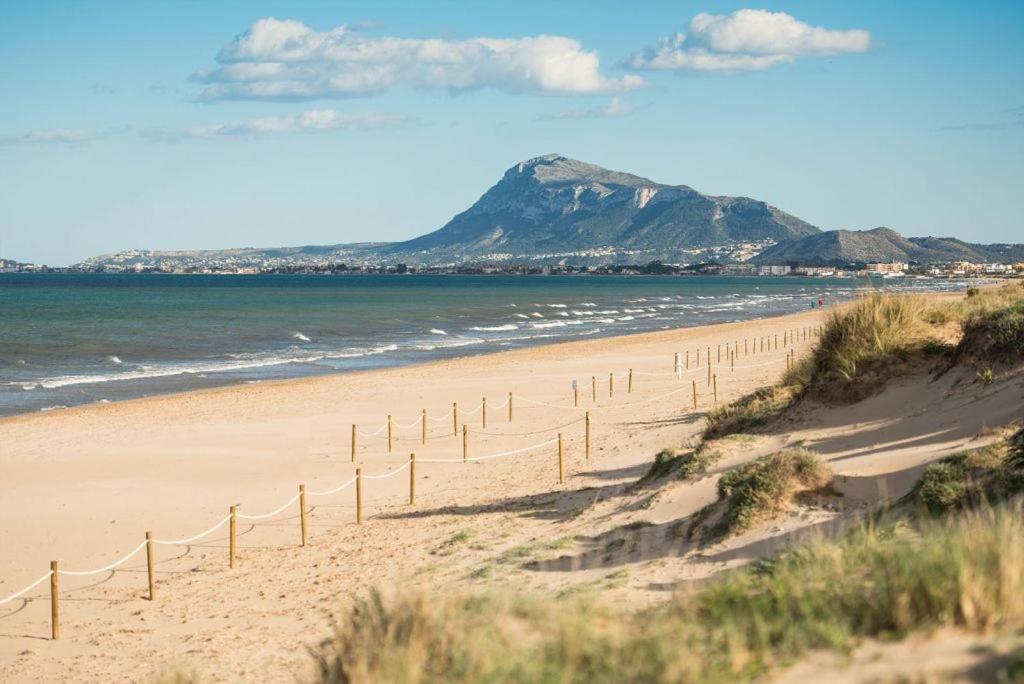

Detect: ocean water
[0,273,970,417]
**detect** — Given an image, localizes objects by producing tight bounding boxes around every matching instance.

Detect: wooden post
[573,385,579,407]
[761,337,764,353]
[713,374,718,404]
[717,345,721,363]
[50,561,59,640]
[685,350,690,369]
[482,397,487,429]
[585,411,591,461]
[591,376,596,402]
[707,361,711,386]
[355,469,363,524]
[351,424,356,462]
[145,531,155,601]
[453,402,458,436]
[229,505,237,569]
[674,351,680,375]
[421,409,427,445]
[696,348,700,367]
[628,368,633,393]
[609,372,613,398]
[299,484,308,547]
[745,339,748,356]
[462,424,468,462]
[558,433,564,484]
[508,392,513,422]
[387,414,393,453]
[774,334,778,350]
[409,453,416,505]
[706,347,710,369]
[692,379,697,410]
[731,352,735,372]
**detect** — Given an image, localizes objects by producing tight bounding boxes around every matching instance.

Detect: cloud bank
[149,109,412,141]
[195,18,643,101]
[628,9,871,72]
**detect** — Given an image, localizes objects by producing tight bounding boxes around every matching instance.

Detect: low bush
[640,444,721,483]
[689,449,831,539]
[913,433,1024,513]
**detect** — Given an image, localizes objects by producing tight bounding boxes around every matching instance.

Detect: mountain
[383,154,820,262]
[750,227,1024,266]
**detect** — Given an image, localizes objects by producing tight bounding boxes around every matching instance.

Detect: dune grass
[686,449,831,539]
[704,284,1024,440]
[639,443,722,483]
[313,500,1024,683]
[912,429,1024,514]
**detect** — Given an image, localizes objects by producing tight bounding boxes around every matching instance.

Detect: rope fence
[1,323,822,639]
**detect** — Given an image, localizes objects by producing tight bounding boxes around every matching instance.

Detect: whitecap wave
[429,328,448,335]
[293,332,311,342]
[470,324,518,332]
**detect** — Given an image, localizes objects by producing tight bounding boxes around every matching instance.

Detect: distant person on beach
[818,296,824,308]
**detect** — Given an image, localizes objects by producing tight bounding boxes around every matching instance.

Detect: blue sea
[0,273,971,417]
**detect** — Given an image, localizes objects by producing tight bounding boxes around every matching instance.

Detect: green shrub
[913,438,1024,513]
[703,385,800,439]
[690,449,831,538]
[640,444,721,483]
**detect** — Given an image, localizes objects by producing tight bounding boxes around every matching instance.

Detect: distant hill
[750,227,1024,266]
[384,154,819,263]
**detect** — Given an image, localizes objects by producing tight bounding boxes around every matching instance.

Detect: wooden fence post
[713,374,718,404]
[628,368,633,393]
[558,433,564,484]
[591,376,596,402]
[731,352,735,372]
[462,424,468,462]
[508,392,513,422]
[585,411,591,461]
[717,345,721,363]
[574,385,579,407]
[387,414,393,453]
[421,409,427,445]
[692,379,697,410]
[146,531,155,601]
[482,397,487,429]
[355,469,363,524]
[299,484,308,547]
[50,561,59,640]
[229,505,237,569]
[609,372,613,398]
[686,350,690,369]
[351,424,356,462]
[409,454,416,505]
[453,402,458,436]
[707,361,711,386]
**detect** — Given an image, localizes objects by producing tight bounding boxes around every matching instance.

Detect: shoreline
[0,293,901,425]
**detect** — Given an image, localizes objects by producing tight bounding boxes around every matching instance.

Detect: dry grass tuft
[687,449,832,539]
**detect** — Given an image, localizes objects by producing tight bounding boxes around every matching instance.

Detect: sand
[1,303,1019,682]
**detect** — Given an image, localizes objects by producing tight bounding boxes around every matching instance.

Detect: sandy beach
[2,302,1017,682]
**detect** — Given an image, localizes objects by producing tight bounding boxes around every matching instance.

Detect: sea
[0,273,974,417]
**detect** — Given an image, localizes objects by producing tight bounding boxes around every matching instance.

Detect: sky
[1,1,1022,266]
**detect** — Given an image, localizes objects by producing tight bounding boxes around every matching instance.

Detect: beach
[4,298,1015,682]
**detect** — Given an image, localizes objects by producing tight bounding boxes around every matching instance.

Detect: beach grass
[313,499,1024,683]
[912,429,1024,514]
[639,443,722,483]
[687,449,831,539]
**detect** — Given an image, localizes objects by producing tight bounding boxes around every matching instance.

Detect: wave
[429,328,448,335]
[529,312,544,318]
[293,332,311,342]
[546,303,567,308]
[514,313,529,319]
[470,324,518,332]
[107,355,123,364]
[532,321,566,329]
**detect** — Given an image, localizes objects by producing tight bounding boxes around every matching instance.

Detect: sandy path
[0,310,825,681]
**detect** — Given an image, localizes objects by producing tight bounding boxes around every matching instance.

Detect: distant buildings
[865,262,907,274]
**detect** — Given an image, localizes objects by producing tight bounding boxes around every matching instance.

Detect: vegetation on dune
[639,443,722,483]
[687,449,832,539]
[703,284,1024,440]
[314,501,1024,683]
[912,429,1024,514]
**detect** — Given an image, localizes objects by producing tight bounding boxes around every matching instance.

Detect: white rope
[417,437,558,463]
[356,429,387,440]
[490,397,510,410]
[236,492,302,521]
[395,416,423,430]
[364,422,388,436]
[152,515,232,546]
[360,461,411,480]
[461,402,483,416]
[58,540,149,577]
[307,476,358,497]
[710,356,791,370]
[471,415,584,437]
[428,409,454,423]
[0,571,53,606]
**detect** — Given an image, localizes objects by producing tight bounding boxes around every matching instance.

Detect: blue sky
[1,0,1022,265]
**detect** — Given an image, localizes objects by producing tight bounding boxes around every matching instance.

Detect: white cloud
[194,17,643,101]
[148,109,412,141]
[0,128,109,147]
[628,9,871,72]
[541,96,634,120]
